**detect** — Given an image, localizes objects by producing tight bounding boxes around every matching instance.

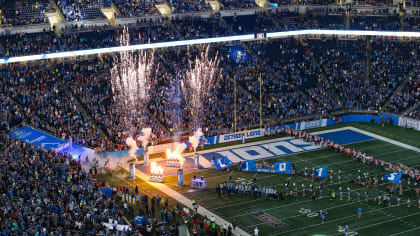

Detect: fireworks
[165,77,183,139]
[184,45,220,130]
[110,27,155,131]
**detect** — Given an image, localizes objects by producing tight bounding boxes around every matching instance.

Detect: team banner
[241,160,293,174]
[297,119,328,130]
[241,160,257,171]
[218,129,265,143]
[7,125,69,151]
[274,161,293,174]
[313,166,328,178]
[214,156,232,170]
[383,172,403,183]
[147,142,176,155]
[398,116,420,131]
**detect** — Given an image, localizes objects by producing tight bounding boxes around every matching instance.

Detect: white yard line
[330,212,420,236]
[208,153,419,211]
[242,200,363,229]
[389,226,420,236]
[348,127,420,153]
[195,152,419,207]
[225,182,387,220]
[311,126,354,135]
[293,143,392,162]
[134,125,418,236]
[274,203,418,235]
[180,126,418,213]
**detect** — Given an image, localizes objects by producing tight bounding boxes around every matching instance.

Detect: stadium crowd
[0,2,418,236]
[0,34,418,149]
[0,0,417,27]
[0,2,418,150]
[0,135,127,235]
[2,9,420,57]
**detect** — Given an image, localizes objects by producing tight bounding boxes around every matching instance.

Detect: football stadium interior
[0,0,420,235]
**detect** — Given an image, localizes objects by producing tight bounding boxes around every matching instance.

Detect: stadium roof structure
[1,29,420,64]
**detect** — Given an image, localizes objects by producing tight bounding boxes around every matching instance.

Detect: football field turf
[163,127,420,235]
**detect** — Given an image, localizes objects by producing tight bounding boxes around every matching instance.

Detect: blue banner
[241,160,256,171]
[313,166,328,178]
[274,161,293,174]
[7,125,69,151]
[214,156,232,170]
[296,119,328,130]
[383,172,403,183]
[100,188,112,198]
[129,164,135,179]
[7,125,94,160]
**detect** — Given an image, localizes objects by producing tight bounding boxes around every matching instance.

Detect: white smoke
[138,127,152,148]
[91,152,135,174]
[175,142,187,168]
[83,136,140,174]
[188,128,204,153]
[126,136,139,157]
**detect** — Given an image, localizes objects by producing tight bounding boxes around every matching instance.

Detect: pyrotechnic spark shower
[165,77,184,140]
[184,45,220,129]
[111,28,155,130]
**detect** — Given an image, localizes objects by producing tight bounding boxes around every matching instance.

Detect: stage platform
[135,156,210,177]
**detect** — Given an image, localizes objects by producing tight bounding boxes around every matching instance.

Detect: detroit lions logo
[217,159,227,168]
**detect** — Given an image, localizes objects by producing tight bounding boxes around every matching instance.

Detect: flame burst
[151,162,163,175]
[166,149,181,161]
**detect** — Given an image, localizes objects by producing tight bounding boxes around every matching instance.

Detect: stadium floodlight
[1,29,420,64]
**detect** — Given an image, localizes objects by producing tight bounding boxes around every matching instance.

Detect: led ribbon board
[1,30,420,64]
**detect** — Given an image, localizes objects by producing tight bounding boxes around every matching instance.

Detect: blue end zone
[317,130,374,145]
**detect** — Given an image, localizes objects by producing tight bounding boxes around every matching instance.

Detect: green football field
[162,125,420,236]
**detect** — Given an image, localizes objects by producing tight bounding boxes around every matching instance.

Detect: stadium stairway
[167,19,184,41]
[48,0,65,28]
[234,43,262,103]
[0,41,5,57]
[49,59,110,141]
[71,91,110,140]
[382,66,415,111]
[7,91,56,134]
[403,100,420,116]
[364,37,372,83]
[299,39,343,104]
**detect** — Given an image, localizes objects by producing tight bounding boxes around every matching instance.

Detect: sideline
[348,127,420,153]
